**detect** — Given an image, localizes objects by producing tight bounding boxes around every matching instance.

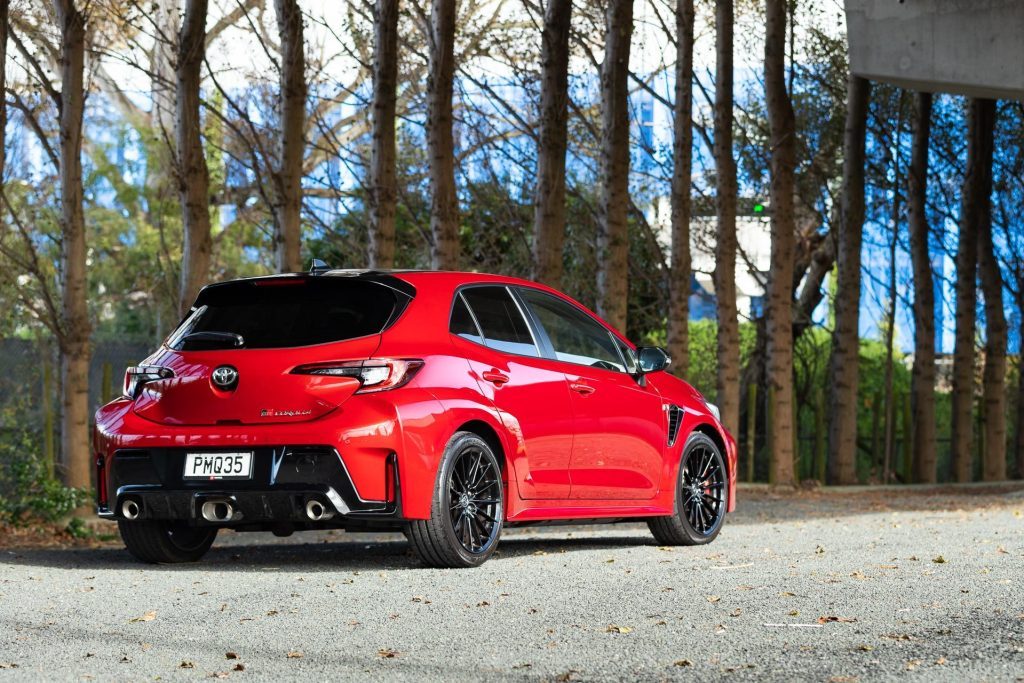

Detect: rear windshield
[167,278,399,350]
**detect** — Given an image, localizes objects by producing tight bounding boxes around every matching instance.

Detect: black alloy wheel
[648,432,728,545]
[679,438,726,536]
[406,431,505,568]
[447,444,502,554]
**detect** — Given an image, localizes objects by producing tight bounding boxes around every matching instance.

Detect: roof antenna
[309,259,331,274]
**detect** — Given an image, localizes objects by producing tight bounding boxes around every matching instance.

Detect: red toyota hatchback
[94,268,736,568]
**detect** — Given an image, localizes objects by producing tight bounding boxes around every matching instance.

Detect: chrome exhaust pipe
[121,498,141,520]
[201,499,234,523]
[305,499,334,522]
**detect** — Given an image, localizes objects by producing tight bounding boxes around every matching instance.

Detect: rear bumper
[96,446,404,526]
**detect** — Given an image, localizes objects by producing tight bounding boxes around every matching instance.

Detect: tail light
[292,358,424,393]
[123,366,174,399]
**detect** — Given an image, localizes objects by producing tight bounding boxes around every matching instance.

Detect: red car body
[94,270,736,563]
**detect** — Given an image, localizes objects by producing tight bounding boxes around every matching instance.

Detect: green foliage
[0,396,89,525]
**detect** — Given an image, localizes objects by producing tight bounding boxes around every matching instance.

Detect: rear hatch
[133,275,407,426]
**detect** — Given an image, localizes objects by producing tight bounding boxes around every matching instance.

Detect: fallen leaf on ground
[0,663,18,670]
[605,625,632,634]
[179,661,194,669]
[286,651,303,659]
[674,659,693,667]
[936,657,947,665]
[818,616,857,624]
[932,556,946,564]
[906,659,922,670]
[856,644,874,652]
[707,595,721,603]
[129,610,157,623]
[378,649,398,658]
[226,652,239,659]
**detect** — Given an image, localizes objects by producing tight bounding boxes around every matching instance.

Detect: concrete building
[845,0,1024,100]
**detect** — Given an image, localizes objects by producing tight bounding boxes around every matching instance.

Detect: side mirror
[636,346,671,374]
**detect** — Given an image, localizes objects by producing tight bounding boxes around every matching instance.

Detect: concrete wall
[845,0,1024,100]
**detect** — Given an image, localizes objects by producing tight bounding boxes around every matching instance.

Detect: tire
[118,520,218,564]
[406,432,504,568]
[648,432,728,546]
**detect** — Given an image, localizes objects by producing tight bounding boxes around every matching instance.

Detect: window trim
[448,284,542,359]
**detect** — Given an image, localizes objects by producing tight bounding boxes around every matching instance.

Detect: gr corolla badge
[94,269,737,568]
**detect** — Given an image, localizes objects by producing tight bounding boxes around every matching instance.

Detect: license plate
[183,452,253,480]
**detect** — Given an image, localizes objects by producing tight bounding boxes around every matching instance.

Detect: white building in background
[650,198,773,322]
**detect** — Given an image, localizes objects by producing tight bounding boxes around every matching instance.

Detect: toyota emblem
[211,365,239,391]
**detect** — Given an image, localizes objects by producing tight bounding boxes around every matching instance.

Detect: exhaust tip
[201,500,234,523]
[305,499,334,521]
[121,498,141,520]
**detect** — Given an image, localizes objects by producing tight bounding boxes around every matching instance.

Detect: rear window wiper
[180,331,245,349]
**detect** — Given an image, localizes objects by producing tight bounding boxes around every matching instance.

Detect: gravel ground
[1,485,1023,682]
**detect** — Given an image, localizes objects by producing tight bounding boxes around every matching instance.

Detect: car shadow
[2,530,658,573]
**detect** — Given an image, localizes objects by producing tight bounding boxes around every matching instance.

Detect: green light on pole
[753,203,765,214]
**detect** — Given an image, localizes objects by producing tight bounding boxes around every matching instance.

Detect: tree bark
[1016,294,1024,479]
[976,104,1005,482]
[53,0,91,495]
[951,98,995,483]
[0,0,7,182]
[272,0,306,273]
[595,0,633,332]
[531,0,572,288]
[427,0,459,270]
[151,0,179,139]
[825,75,870,485]
[666,0,694,378]
[712,0,739,432]
[177,0,213,314]
[368,0,400,269]
[881,97,905,484]
[907,91,937,483]
[764,0,797,487]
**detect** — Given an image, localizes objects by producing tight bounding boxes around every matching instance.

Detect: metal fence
[0,338,155,467]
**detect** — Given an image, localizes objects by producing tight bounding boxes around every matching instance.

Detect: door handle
[569,381,595,395]
[482,370,510,386]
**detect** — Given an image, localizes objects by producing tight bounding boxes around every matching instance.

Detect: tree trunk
[764,0,798,487]
[881,97,905,484]
[427,0,459,270]
[0,0,7,181]
[908,91,937,483]
[177,0,213,315]
[976,104,1005,482]
[151,0,179,140]
[368,0,399,269]
[54,0,91,496]
[531,0,572,288]
[826,75,871,485]
[712,0,739,431]
[1016,295,1024,479]
[272,0,306,273]
[951,98,995,483]
[595,0,633,332]
[666,0,694,378]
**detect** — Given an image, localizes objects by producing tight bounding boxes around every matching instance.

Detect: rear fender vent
[666,404,683,446]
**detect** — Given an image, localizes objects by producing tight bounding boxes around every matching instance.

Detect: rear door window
[168,277,399,350]
[459,286,539,357]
